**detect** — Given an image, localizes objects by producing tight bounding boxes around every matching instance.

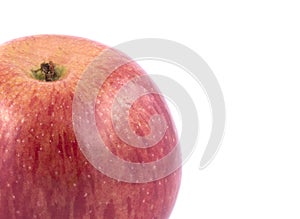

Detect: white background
[1,0,300,218]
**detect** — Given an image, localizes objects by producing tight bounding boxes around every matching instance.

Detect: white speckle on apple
[142,199,146,203]
[39,122,43,126]
[84,193,88,198]
[87,174,91,178]
[12,195,15,199]
[1,110,9,122]
[30,128,34,132]
[6,183,10,187]
[73,183,77,187]
[50,123,54,127]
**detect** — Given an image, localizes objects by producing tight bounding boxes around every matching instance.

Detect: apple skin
[0,35,181,219]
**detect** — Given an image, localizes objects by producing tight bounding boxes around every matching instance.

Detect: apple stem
[31,61,65,82]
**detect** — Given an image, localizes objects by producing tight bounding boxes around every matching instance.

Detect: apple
[0,35,181,219]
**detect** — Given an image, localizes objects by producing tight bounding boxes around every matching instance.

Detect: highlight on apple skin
[0,35,181,219]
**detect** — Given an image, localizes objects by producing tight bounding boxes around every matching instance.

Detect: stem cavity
[31,61,65,82]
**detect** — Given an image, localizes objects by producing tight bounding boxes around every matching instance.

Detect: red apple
[0,35,181,219]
